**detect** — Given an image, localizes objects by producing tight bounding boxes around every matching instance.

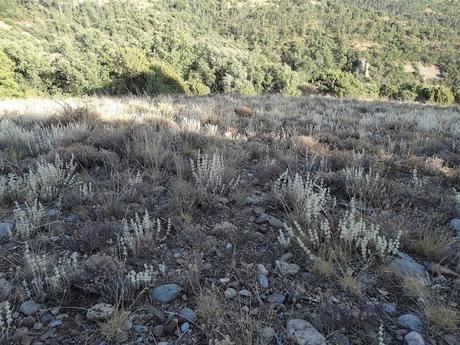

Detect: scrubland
[0,95,459,344]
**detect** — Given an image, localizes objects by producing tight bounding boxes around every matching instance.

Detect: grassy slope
[0,95,459,343]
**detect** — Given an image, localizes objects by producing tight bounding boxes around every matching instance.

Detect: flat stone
[330,333,351,345]
[287,319,326,345]
[0,278,12,301]
[404,331,425,345]
[151,284,182,303]
[450,219,460,238]
[19,300,41,316]
[86,303,114,321]
[65,214,79,223]
[257,264,269,276]
[224,288,237,299]
[180,322,190,333]
[382,303,397,314]
[152,325,164,337]
[255,214,270,224]
[239,289,252,297]
[256,274,269,288]
[48,320,63,328]
[179,307,197,322]
[268,216,284,228]
[0,222,13,238]
[392,252,430,286]
[133,324,148,333]
[397,314,422,332]
[276,260,300,276]
[260,327,276,341]
[267,293,285,304]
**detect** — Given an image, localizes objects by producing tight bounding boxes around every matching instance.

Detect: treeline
[0,0,459,103]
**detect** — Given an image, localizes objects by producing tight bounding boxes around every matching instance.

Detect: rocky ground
[0,95,459,345]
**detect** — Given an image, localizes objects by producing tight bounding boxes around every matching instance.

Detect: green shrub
[263,63,300,95]
[313,69,367,98]
[416,84,454,104]
[0,51,22,98]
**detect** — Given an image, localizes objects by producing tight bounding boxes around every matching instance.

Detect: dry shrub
[293,135,330,154]
[145,116,179,131]
[235,106,254,118]
[424,302,459,331]
[74,222,122,254]
[55,144,120,168]
[59,104,101,128]
[99,308,131,343]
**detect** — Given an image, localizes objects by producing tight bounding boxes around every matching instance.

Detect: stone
[268,216,284,229]
[180,322,190,333]
[151,283,182,303]
[179,307,198,322]
[392,252,430,286]
[0,278,12,301]
[267,293,285,305]
[40,313,54,323]
[253,207,265,215]
[330,333,351,345]
[48,320,63,328]
[256,274,269,288]
[65,214,79,223]
[224,288,237,299]
[20,336,33,345]
[279,253,293,262]
[255,214,270,224]
[404,331,425,345]
[257,264,269,276]
[133,324,148,333]
[260,327,276,341]
[21,317,35,328]
[152,325,164,337]
[47,209,61,218]
[397,314,422,332]
[276,260,300,276]
[0,222,13,238]
[382,303,397,314]
[450,219,460,238]
[86,303,114,321]
[33,322,43,331]
[239,289,252,297]
[19,300,41,316]
[287,319,326,345]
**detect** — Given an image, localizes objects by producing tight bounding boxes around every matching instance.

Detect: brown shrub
[235,106,254,118]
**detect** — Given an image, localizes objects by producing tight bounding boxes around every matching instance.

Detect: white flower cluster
[120,210,171,257]
[274,170,330,223]
[13,199,45,239]
[79,182,94,201]
[343,166,382,202]
[1,154,77,202]
[180,118,218,136]
[339,199,400,259]
[127,264,157,289]
[190,152,239,195]
[411,169,425,189]
[0,301,13,342]
[24,245,79,296]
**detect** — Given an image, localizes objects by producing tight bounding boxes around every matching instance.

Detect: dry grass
[424,303,459,331]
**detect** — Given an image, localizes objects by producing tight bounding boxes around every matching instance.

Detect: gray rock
[397,314,422,332]
[260,327,276,341]
[40,313,54,323]
[268,216,284,229]
[287,319,326,345]
[267,293,285,304]
[179,307,197,322]
[404,331,425,345]
[239,289,252,297]
[330,333,351,345]
[180,322,190,333]
[433,275,448,285]
[253,207,265,216]
[224,288,237,299]
[392,252,430,286]
[65,214,79,223]
[19,300,41,316]
[256,274,269,288]
[255,214,270,224]
[153,324,164,337]
[86,303,114,321]
[279,253,293,262]
[0,222,13,238]
[276,260,300,276]
[133,324,148,333]
[0,278,12,301]
[450,219,460,238]
[47,209,61,218]
[48,320,63,328]
[382,303,397,314]
[151,284,182,303]
[33,322,43,331]
[257,264,269,276]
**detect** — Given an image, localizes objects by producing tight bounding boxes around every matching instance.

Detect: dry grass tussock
[0,95,459,344]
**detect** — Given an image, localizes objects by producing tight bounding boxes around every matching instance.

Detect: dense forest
[0,0,459,103]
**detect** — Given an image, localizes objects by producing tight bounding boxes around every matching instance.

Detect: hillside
[0,95,459,344]
[0,0,459,103]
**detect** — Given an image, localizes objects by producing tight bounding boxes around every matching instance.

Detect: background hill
[0,0,459,103]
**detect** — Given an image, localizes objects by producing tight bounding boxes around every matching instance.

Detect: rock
[404,331,425,345]
[433,275,448,285]
[382,303,397,314]
[330,333,351,345]
[450,219,460,237]
[397,314,422,332]
[257,264,269,276]
[40,313,54,323]
[267,293,285,305]
[225,288,237,299]
[256,274,269,288]
[151,284,182,303]
[48,320,63,328]
[21,316,35,328]
[65,214,79,223]
[253,207,265,215]
[239,289,252,297]
[33,322,43,331]
[260,327,276,341]
[392,252,430,286]
[179,307,197,322]
[276,260,300,276]
[268,216,284,229]
[47,209,61,218]
[13,327,29,341]
[152,324,164,337]
[279,253,293,262]
[287,319,326,345]
[0,222,13,238]
[180,322,190,333]
[86,303,114,321]
[19,300,41,316]
[0,278,12,301]
[133,324,148,333]
[255,214,270,224]
[20,336,33,345]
